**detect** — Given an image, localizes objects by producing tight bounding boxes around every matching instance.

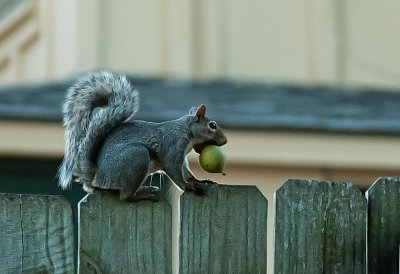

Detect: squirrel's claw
[200,179,217,185]
[184,181,207,196]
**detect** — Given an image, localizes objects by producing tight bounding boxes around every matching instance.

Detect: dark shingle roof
[0,75,400,135]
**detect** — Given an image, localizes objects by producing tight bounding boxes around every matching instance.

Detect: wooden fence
[0,175,399,273]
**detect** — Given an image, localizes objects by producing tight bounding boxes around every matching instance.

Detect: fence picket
[366,177,400,273]
[5,176,399,273]
[274,179,367,274]
[0,193,74,273]
[78,190,172,273]
[179,184,268,274]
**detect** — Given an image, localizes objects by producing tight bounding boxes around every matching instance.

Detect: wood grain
[0,193,74,273]
[78,190,172,273]
[274,179,367,274]
[179,184,267,274]
[366,177,400,273]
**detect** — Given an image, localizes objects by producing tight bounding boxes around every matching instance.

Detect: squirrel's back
[58,71,139,189]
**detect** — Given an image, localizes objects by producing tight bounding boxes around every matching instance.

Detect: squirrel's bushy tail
[58,71,139,189]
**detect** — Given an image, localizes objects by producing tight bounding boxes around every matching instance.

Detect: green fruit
[199,145,226,174]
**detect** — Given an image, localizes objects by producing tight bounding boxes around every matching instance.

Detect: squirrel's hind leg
[96,144,158,202]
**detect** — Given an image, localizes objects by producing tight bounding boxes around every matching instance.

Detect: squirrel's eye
[209,121,217,130]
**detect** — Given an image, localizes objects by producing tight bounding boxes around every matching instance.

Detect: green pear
[199,145,226,174]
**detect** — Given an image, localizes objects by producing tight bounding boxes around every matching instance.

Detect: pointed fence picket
[78,190,172,273]
[366,177,400,273]
[0,176,399,273]
[274,179,367,273]
[179,184,267,273]
[0,194,74,273]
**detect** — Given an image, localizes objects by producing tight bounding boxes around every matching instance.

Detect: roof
[0,75,400,135]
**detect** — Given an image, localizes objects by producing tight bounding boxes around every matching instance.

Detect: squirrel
[58,71,228,201]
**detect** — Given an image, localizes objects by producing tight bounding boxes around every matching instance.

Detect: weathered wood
[152,172,184,274]
[78,190,172,273]
[366,177,400,273]
[274,179,366,274]
[0,193,74,273]
[179,184,267,274]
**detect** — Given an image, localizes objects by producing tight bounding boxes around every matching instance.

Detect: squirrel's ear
[195,104,206,118]
[189,107,198,115]
[189,105,206,121]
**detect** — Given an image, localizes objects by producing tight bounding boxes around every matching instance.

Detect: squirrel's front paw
[199,179,217,185]
[184,181,211,196]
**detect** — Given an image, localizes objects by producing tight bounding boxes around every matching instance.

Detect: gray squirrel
[58,71,228,201]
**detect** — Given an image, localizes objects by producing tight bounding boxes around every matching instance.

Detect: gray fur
[58,72,227,200]
[58,71,139,189]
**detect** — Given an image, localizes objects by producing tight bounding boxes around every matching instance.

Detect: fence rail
[0,176,399,273]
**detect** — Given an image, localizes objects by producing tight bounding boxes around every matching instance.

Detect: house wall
[0,0,400,88]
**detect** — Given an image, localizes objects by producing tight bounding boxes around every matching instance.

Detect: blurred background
[3,0,400,86]
[1,0,400,272]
